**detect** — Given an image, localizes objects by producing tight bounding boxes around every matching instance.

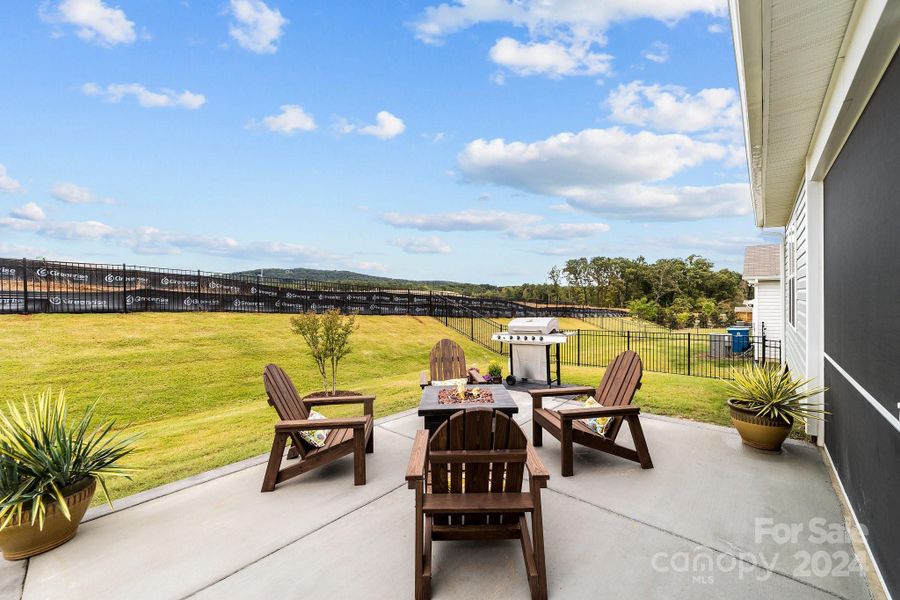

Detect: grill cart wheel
[506,374,517,386]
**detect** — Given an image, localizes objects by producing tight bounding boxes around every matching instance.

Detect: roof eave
[729,0,767,228]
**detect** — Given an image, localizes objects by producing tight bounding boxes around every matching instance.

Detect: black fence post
[122,263,127,313]
[21,258,28,314]
[627,330,631,352]
[577,329,581,366]
[256,275,261,313]
[761,334,767,364]
[470,317,474,340]
[687,333,691,376]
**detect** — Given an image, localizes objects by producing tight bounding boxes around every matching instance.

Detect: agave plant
[727,363,828,425]
[0,389,140,531]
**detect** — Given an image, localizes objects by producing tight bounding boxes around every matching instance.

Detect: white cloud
[413,1,724,81]
[607,81,741,135]
[228,0,288,54]
[42,0,137,47]
[10,203,46,221]
[358,111,406,140]
[82,82,206,110]
[253,104,317,134]
[707,23,725,33]
[641,41,669,64]
[381,209,541,231]
[459,127,724,189]
[489,37,612,78]
[51,181,117,204]
[457,128,749,220]
[0,211,337,263]
[566,182,751,221]
[390,236,452,254]
[412,0,726,45]
[430,132,445,143]
[509,222,610,240]
[0,164,23,193]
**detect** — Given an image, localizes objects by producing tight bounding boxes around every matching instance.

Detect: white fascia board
[729,0,765,227]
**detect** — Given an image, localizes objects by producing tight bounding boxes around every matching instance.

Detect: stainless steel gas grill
[491,317,572,386]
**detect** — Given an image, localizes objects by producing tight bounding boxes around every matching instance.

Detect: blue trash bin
[727,326,751,353]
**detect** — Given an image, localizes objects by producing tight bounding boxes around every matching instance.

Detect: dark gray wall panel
[824,49,900,597]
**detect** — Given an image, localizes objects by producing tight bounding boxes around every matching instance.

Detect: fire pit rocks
[437,385,494,405]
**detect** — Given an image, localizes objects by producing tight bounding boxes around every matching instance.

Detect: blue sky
[0,0,768,284]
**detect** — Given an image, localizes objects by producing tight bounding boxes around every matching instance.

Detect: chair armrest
[275,416,369,432]
[557,405,641,420]
[406,430,430,488]
[529,386,596,399]
[420,371,430,388]
[525,444,549,487]
[303,395,375,417]
[303,395,375,407]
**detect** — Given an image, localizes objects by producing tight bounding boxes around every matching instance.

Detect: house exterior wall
[822,48,900,597]
[783,185,808,374]
[751,280,782,341]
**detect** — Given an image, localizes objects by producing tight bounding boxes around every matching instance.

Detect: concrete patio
[3,389,873,600]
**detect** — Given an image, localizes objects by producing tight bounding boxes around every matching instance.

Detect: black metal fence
[0,257,628,318]
[432,309,782,380]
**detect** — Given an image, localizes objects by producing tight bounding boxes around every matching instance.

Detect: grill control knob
[539,336,544,341]
[531,336,535,340]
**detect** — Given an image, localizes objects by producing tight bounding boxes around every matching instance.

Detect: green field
[0,313,745,502]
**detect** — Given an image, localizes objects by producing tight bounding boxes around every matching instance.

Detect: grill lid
[507,317,559,335]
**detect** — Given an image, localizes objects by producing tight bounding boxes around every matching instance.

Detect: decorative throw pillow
[577,395,612,435]
[299,409,328,448]
[432,377,468,387]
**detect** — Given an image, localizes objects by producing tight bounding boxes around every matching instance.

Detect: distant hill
[235,267,502,296]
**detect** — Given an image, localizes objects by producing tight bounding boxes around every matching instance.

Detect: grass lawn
[0,313,764,503]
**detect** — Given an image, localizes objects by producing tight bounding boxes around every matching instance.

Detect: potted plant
[726,363,827,451]
[291,309,360,398]
[487,360,503,384]
[0,390,139,560]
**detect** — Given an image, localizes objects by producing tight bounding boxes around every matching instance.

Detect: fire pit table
[417,384,518,435]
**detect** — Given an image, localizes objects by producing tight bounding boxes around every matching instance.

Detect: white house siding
[752,280,783,341]
[783,185,808,375]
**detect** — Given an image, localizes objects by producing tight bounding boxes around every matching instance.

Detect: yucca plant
[727,363,828,425]
[0,389,140,531]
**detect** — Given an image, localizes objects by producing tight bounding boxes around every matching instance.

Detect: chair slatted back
[429,409,526,526]
[428,339,468,382]
[594,351,643,440]
[263,364,314,454]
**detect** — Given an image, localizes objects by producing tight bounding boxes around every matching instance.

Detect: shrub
[487,360,502,378]
[727,364,827,425]
[628,297,659,323]
[0,390,140,530]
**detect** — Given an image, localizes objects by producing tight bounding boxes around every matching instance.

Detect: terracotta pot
[0,478,96,560]
[727,399,792,451]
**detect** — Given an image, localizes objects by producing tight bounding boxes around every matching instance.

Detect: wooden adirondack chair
[530,350,652,476]
[406,409,550,600]
[261,364,374,492]
[419,338,488,388]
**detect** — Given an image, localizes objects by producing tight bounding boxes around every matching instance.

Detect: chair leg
[560,419,574,477]
[353,428,367,485]
[366,429,374,454]
[531,482,548,599]
[532,416,543,447]
[627,415,654,469]
[261,432,287,492]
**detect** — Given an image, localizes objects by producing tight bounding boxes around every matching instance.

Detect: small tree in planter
[487,360,503,383]
[0,390,140,560]
[290,309,359,395]
[726,363,827,451]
